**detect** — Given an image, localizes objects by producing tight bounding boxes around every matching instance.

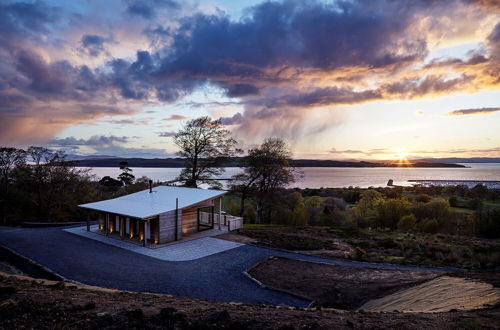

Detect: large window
[197,206,214,231]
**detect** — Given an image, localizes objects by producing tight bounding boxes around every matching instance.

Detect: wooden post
[143,221,147,247]
[218,198,222,230]
[211,205,215,229]
[86,213,90,231]
[175,198,178,241]
[105,214,109,236]
[120,217,124,239]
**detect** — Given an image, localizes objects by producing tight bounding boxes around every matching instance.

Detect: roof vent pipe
[149,180,153,193]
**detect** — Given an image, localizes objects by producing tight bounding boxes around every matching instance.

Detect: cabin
[78,186,243,247]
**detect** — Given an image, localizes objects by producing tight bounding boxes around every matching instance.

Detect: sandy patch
[360,276,500,313]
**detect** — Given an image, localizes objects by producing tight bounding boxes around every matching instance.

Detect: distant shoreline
[74,157,467,168]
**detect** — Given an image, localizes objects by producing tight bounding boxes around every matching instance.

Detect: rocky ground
[1,271,500,330]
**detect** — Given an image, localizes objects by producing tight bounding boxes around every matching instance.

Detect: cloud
[163,114,189,121]
[48,135,170,158]
[329,148,393,156]
[446,107,500,116]
[49,135,129,147]
[126,0,180,19]
[1,0,499,147]
[81,34,108,57]
[158,131,177,137]
[218,112,244,125]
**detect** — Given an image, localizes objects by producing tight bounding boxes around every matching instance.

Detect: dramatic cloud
[0,0,499,150]
[446,107,500,116]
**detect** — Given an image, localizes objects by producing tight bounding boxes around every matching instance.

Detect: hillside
[74,157,466,168]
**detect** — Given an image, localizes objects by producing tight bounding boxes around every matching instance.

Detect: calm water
[79,163,500,188]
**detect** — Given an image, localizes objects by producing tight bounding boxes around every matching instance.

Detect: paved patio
[64,225,243,261]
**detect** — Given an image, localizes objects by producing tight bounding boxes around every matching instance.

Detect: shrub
[468,198,482,210]
[418,218,439,234]
[414,194,431,203]
[475,208,500,238]
[376,198,412,229]
[448,195,458,207]
[397,214,417,231]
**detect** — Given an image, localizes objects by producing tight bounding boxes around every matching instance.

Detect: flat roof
[79,186,226,219]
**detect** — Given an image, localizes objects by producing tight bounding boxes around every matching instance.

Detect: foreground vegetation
[226,184,500,270]
[226,184,500,239]
[237,226,500,270]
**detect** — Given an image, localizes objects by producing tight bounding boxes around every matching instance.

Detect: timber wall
[158,210,182,244]
[181,200,214,235]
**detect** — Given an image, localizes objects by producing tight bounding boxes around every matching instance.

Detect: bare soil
[2,272,500,330]
[246,257,441,309]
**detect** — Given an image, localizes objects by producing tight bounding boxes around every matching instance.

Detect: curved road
[0,225,453,307]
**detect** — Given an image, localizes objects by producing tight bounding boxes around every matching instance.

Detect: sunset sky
[1,0,499,160]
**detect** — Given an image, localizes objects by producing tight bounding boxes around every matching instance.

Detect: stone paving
[64,226,244,261]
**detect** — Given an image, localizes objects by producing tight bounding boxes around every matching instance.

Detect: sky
[0,0,499,160]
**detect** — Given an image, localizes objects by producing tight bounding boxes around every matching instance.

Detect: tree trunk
[239,191,246,217]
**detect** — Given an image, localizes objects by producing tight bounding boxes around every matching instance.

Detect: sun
[395,150,410,166]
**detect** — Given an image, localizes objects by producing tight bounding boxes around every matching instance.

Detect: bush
[418,218,439,234]
[448,195,458,207]
[376,198,412,229]
[414,194,431,203]
[397,214,417,231]
[475,208,500,238]
[468,198,482,210]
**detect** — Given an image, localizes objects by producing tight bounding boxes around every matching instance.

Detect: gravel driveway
[0,225,453,307]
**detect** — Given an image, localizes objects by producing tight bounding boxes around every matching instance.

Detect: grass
[451,207,474,214]
[238,225,500,269]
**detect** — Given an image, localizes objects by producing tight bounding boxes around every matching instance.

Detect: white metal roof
[79,186,227,219]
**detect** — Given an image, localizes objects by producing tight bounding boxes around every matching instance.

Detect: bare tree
[174,116,240,187]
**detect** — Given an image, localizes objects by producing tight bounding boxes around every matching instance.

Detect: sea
[79,163,500,189]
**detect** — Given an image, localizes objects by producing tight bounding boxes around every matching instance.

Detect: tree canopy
[231,138,297,223]
[174,116,240,187]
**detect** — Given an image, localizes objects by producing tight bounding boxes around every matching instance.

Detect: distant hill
[75,157,466,168]
[417,158,500,163]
